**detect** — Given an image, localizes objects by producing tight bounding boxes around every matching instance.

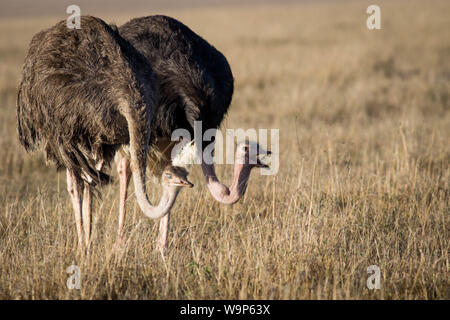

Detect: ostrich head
[201,139,271,205]
[161,166,194,188]
[235,140,271,169]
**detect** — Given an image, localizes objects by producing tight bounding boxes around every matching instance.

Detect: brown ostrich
[16,16,192,252]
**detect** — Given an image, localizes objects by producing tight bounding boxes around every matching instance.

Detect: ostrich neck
[202,161,252,205]
[132,162,181,219]
[150,186,181,217]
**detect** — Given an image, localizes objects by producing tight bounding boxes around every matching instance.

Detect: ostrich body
[16,16,191,251]
[119,16,270,252]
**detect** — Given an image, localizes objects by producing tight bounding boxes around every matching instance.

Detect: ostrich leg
[156,212,170,255]
[116,155,131,247]
[82,182,92,249]
[67,170,85,251]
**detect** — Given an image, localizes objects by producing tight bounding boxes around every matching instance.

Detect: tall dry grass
[0,0,448,299]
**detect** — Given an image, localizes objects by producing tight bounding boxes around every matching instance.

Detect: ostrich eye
[165,173,172,179]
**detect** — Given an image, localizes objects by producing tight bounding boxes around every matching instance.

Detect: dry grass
[0,0,449,299]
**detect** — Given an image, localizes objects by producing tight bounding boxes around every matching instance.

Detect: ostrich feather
[172,140,199,169]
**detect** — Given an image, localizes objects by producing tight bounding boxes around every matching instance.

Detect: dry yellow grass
[0,0,448,299]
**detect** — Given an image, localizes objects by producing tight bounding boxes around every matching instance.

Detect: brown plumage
[17,15,157,187]
[118,15,235,177]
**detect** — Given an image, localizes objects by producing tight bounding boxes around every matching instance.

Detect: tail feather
[59,143,111,187]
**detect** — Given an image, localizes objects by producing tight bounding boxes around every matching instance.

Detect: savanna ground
[0,0,448,299]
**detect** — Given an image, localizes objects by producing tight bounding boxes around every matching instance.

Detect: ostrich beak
[185,181,194,188]
[256,160,270,169]
[178,179,194,188]
[256,150,271,168]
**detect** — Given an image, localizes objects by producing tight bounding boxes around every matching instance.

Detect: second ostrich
[118,16,272,253]
[16,16,193,251]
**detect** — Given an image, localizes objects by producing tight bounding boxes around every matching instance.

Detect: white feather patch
[172,141,199,169]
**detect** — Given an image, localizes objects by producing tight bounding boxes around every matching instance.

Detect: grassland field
[0,0,448,299]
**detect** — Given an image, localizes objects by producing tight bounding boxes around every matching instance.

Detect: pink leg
[67,169,85,251]
[82,182,92,249]
[116,156,131,247]
[156,212,170,255]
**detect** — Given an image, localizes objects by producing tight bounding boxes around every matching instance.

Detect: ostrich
[118,16,271,253]
[16,16,193,251]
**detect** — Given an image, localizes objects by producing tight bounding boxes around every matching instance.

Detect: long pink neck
[201,160,252,205]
